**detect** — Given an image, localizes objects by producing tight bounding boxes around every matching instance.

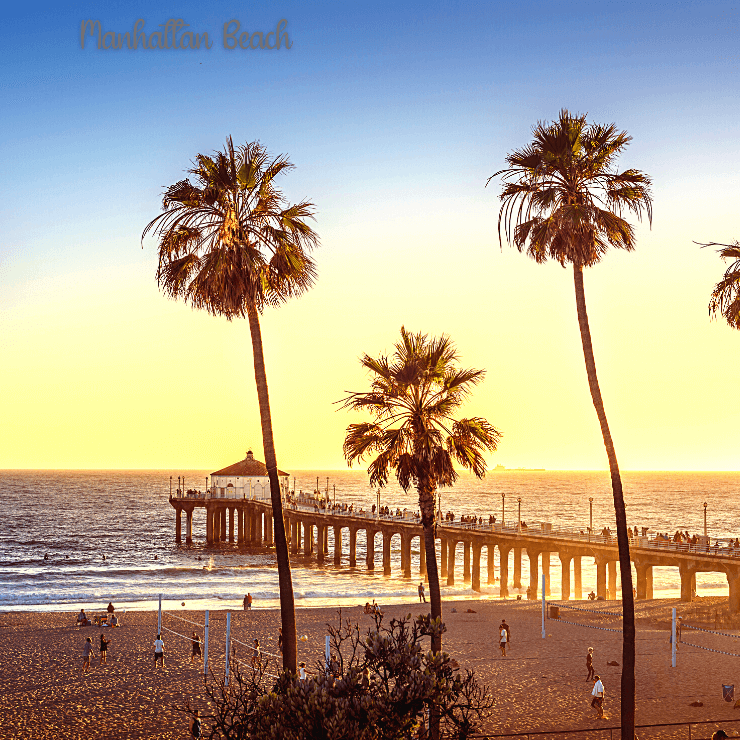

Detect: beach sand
[0,596,736,739]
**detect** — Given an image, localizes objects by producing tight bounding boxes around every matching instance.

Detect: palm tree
[698,241,740,330]
[143,138,319,674]
[340,327,501,653]
[489,109,652,740]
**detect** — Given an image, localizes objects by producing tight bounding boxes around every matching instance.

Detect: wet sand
[0,596,736,739]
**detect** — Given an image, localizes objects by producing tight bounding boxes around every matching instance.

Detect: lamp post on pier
[589,497,594,541]
[205,477,208,496]
[703,501,708,537]
[178,475,181,496]
[517,497,522,532]
[501,493,506,528]
[376,488,381,519]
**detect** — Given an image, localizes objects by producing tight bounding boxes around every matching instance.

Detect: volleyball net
[679,622,740,658]
[545,601,624,634]
[158,596,211,674]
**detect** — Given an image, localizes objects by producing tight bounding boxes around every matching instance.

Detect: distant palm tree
[143,138,319,674]
[698,241,740,330]
[341,327,501,654]
[489,110,652,740]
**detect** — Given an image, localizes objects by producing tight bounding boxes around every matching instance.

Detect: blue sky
[1,1,739,469]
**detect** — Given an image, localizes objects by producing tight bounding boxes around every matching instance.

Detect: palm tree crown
[700,241,740,330]
[491,108,652,267]
[341,328,501,494]
[143,137,318,317]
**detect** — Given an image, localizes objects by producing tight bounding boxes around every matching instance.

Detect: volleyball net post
[671,607,677,668]
[204,610,209,676]
[541,574,546,639]
[158,594,162,636]
[225,612,232,687]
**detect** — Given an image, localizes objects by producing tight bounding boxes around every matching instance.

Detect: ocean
[1,470,739,613]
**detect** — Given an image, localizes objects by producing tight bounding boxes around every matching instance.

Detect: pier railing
[170,490,740,560]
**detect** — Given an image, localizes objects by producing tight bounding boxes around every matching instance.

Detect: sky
[1,1,738,471]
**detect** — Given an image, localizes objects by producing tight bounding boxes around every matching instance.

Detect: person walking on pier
[591,675,605,718]
[418,582,426,603]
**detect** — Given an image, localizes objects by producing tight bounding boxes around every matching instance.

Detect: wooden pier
[169,493,740,612]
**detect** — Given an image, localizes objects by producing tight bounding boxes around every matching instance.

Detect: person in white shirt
[591,675,604,717]
[154,634,165,669]
[499,624,508,657]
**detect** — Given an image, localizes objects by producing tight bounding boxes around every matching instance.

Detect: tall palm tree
[143,137,319,674]
[340,327,501,654]
[698,241,740,330]
[489,110,652,740]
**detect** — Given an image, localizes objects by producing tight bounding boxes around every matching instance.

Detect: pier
[169,492,740,612]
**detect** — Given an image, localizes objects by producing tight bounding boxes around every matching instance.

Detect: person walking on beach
[191,631,201,664]
[278,628,283,654]
[251,638,261,669]
[99,633,110,665]
[591,675,605,718]
[501,619,511,648]
[82,637,95,674]
[154,634,165,669]
[243,593,253,611]
[586,647,595,681]
[499,623,508,657]
[418,582,426,602]
[189,708,202,739]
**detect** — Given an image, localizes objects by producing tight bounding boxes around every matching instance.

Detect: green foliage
[489,109,652,270]
[699,241,740,330]
[189,613,493,740]
[142,137,319,318]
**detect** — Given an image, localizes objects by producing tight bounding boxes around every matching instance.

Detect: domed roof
[211,450,289,477]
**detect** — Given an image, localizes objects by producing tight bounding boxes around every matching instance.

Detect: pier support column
[463,541,471,584]
[727,567,740,614]
[175,508,182,543]
[206,507,214,545]
[635,562,651,600]
[542,552,551,597]
[472,544,482,592]
[419,536,427,578]
[574,556,582,599]
[349,529,357,567]
[487,545,495,584]
[186,509,193,545]
[237,509,244,544]
[265,514,273,546]
[291,519,299,554]
[596,559,607,600]
[447,541,457,586]
[559,553,572,601]
[303,522,313,556]
[679,564,697,602]
[254,511,263,546]
[366,529,376,569]
[440,537,448,579]
[220,509,227,543]
[212,508,220,542]
[607,560,617,600]
[402,534,412,579]
[527,549,540,600]
[317,524,325,563]
[513,547,522,589]
[228,508,235,543]
[382,532,392,575]
[249,509,257,544]
[646,564,653,599]
[334,526,343,564]
[499,546,510,598]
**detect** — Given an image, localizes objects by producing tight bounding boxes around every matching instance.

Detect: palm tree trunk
[418,477,441,740]
[247,302,297,674]
[573,264,635,740]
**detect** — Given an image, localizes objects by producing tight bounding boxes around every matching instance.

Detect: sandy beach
[0,596,737,739]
